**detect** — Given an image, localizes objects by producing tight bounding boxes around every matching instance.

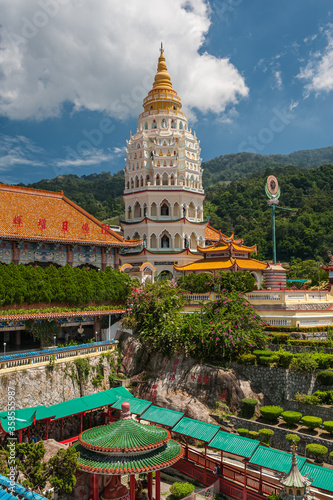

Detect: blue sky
[0,0,333,184]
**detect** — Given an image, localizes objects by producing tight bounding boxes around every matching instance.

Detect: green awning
[300,463,333,493]
[0,406,55,433]
[140,405,184,428]
[111,396,152,416]
[82,388,134,411]
[50,399,88,420]
[172,417,219,442]
[208,431,260,458]
[248,446,306,473]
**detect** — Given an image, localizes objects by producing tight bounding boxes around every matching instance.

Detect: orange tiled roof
[174,256,267,272]
[205,224,221,241]
[198,240,257,254]
[0,184,140,247]
[197,244,229,253]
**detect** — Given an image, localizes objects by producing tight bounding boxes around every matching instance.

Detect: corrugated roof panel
[82,388,133,411]
[112,396,152,415]
[140,405,184,427]
[300,463,333,493]
[0,474,47,499]
[248,446,306,473]
[50,398,88,420]
[172,417,219,442]
[208,430,260,458]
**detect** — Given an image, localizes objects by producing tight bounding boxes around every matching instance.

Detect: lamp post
[266,176,280,265]
[54,335,56,347]
[3,342,6,355]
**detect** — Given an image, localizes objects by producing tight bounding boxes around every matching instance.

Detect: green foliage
[317,370,333,385]
[311,390,333,405]
[323,421,333,435]
[169,482,195,499]
[260,406,283,422]
[295,392,321,405]
[178,271,256,294]
[277,351,294,368]
[74,358,90,383]
[267,333,291,344]
[301,416,322,430]
[287,260,327,287]
[281,411,302,426]
[258,428,274,444]
[238,353,257,365]
[306,444,328,458]
[290,354,318,372]
[330,450,333,460]
[1,442,79,498]
[0,263,131,306]
[267,494,282,500]
[241,398,258,418]
[237,428,249,437]
[123,283,266,362]
[253,350,273,357]
[285,434,301,444]
[248,431,259,440]
[259,355,279,366]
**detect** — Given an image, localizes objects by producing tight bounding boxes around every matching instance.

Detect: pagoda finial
[153,43,173,90]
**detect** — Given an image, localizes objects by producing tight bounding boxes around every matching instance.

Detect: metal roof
[248,446,306,473]
[140,405,184,428]
[300,463,333,493]
[82,387,133,411]
[111,396,152,415]
[172,417,219,442]
[0,405,55,432]
[208,430,260,458]
[0,474,47,499]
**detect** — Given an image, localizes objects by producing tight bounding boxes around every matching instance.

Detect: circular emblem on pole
[267,175,279,196]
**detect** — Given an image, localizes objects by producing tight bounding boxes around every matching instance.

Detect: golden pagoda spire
[153,42,173,90]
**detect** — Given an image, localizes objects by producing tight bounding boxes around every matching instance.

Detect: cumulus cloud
[0,0,248,121]
[0,135,45,171]
[298,24,333,95]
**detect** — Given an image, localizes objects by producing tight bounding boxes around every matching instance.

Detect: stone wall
[282,400,333,421]
[227,363,328,402]
[0,351,118,412]
[269,344,333,354]
[220,415,333,463]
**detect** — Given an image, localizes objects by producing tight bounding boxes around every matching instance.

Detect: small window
[161,203,169,216]
[179,122,183,130]
[161,234,170,248]
[149,106,153,110]
[144,121,148,130]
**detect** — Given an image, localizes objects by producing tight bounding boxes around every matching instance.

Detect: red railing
[60,435,79,446]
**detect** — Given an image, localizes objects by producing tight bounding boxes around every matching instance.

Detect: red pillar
[91,473,99,500]
[155,470,161,500]
[186,436,189,458]
[243,460,247,500]
[18,430,22,443]
[80,414,83,433]
[46,420,49,440]
[60,418,63,441]
[90,412,93,427]
[130,474,135,500]
[148,472,153,500]
[259,466,263,492]
[28,428,30,441]
[220,450,224,477]
[204,445,207,484]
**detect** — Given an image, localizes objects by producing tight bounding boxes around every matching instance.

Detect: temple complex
[0,183,140,270]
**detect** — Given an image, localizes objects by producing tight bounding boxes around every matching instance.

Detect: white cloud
[298,24,333,95]
[55,148,121,167]
[273,70,283,89]
[0,0,248,121]
[0,135,45,171]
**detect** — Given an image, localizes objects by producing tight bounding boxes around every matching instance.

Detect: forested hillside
[22,146,333,262]
[206,164,333,262]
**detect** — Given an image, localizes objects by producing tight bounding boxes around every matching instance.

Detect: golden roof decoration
[153,42,173,90]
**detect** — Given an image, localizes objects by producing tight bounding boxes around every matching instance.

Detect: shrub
[301,416,322,430]
[277,351,294,368]
[268,333,291,344]
[330,451,333,460]
[290,354,318,372]
[295,392,321,405]
[237,428,249,437]
[169,482,195,499]
[260,406,283,422]
[306,444,328,458]
[267,494,281,500]
[281,411,302,426]
[317,370,333,386]
[241,398,258,418]
[253,350,273,357]
[285,434,300,444]
[312,390,333,405]
[259,428,274,444]
[248,431,260,440]
[238,354,257,365]
[259,355,279,366]
[323,421,333,435]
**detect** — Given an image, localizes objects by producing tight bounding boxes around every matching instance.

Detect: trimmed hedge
[301,416,322,430]
[287,339,330,347]
[259,428,274,443]
[237,428,249,437]
[278,351,294,368]
[265,326,328,333]
[169,483,195,499]
[241,398,258,418]
[260,406,283,422]
[317,370,333,385]
[323,421,333,435]
[248,431,259,440]
[253,350,273,357]
[281,411,302,426]
[285,434,300,444]
[267,333,291,344]
[306,444,328,458]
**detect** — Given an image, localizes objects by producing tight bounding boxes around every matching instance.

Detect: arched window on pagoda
[171,119,176,129]
[161,234,170,248]
[151,203,157,218]
[144,121,148,130]
[179,122,183,130]
[162,172,168,185]
[161,119,167,128]
[146,175,151,185]
[140,176,144,187]
[156,175,160,186]
[130,178,134,189]
[170,175,175,186]
[152,120,157,129]
[135,176,139,188]
[161,203,169,216]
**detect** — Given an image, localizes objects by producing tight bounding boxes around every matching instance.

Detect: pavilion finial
[160,41,164,54]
